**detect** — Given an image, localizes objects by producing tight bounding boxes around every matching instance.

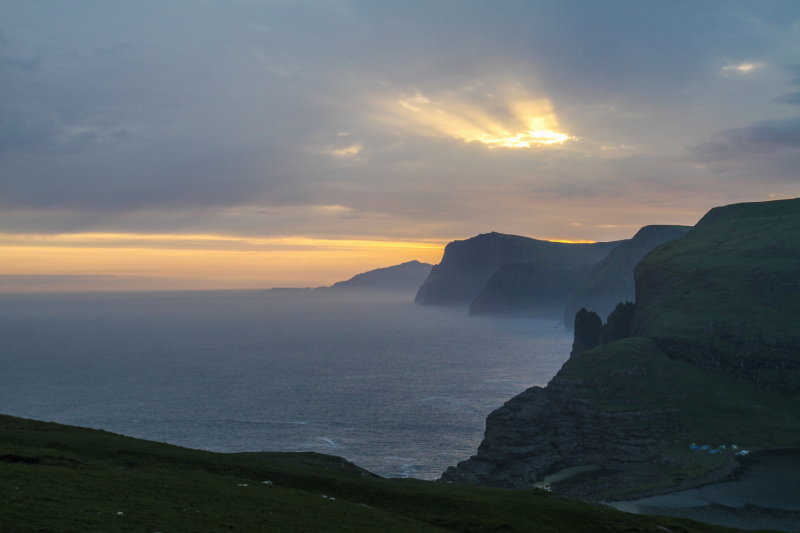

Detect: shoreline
[601,446,800,505]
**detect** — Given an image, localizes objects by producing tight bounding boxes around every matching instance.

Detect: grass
[562,338,800,449]
[0,413,767,533]
[542,337,800,499]
[634,198,800,346]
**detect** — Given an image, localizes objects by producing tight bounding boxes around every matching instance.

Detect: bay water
[609,450,800,532]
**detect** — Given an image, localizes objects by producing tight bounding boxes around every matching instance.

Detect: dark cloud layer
[776,65,800,106]
[693,118,800,161]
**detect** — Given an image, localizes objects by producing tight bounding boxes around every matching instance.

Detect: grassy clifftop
[566,338,800,450]
[0,414,749,532]
[632,198,800,380]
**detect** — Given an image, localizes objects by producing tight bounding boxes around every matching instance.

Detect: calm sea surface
[0,289,572,479]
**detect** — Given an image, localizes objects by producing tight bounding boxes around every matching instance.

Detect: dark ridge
[415,232,622,306]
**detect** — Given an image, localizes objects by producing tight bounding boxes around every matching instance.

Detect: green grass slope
[0,414,760,533]
[540,336,800,500]
[567,338,800,451]
[631,198,800,381]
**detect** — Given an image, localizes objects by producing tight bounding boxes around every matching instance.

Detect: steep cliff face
[441,336,800,499]
[631,199,800,380]
[469,262,592,318]
[415,232,622,306]
[563,225,691,326]
[440,339,691,496]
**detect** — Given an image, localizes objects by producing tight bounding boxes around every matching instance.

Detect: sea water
[0,289,572,479]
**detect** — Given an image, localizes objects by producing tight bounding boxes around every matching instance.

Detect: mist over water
[0,289,572,479]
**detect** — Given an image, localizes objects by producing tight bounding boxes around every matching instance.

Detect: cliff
[441,335,800,499]
[415,232,622,306]
[469,261,592,318]
[330,260,433,291]
[441,199,800,500]
[563,225,691,325]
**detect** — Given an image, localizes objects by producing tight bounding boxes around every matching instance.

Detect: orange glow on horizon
[0,233,447,292]
[545,239,597,244]
[0,232,614,293]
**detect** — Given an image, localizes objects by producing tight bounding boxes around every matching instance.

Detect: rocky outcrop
[440,340,676,495]
[602,302,635,345]
[415,232,622,306]
[563,225,690,326]
[571,308,603,355]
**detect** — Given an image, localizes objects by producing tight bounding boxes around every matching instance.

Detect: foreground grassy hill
[0,414,760,533]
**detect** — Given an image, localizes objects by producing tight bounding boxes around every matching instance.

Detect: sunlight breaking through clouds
[722,62,763,74]
[379,86,572,148]
[326,145,363,157]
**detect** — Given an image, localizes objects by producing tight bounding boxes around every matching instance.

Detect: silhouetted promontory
[414,232,621,307]
[330,260,433,291]
[268,260,433,292]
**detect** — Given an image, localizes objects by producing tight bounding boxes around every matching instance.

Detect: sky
[2,1,799,291]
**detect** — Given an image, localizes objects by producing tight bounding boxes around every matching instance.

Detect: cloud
[0,54,41,72]
[777,93,800,106]
[776,65,800,105]
[721,62,763,74]
[0,0,799,244]
[692,118,800,161]
[372,84,572,148]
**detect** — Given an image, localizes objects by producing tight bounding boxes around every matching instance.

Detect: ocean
[0,289,572,480]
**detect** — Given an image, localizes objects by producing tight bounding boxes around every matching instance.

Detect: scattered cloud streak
[693,118,800,160]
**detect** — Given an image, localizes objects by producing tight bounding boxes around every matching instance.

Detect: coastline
[596,447,800,533]
[545,446,798,504]
[600,446,800,504]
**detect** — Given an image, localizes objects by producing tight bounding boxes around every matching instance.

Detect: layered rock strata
[439,342,675,495]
